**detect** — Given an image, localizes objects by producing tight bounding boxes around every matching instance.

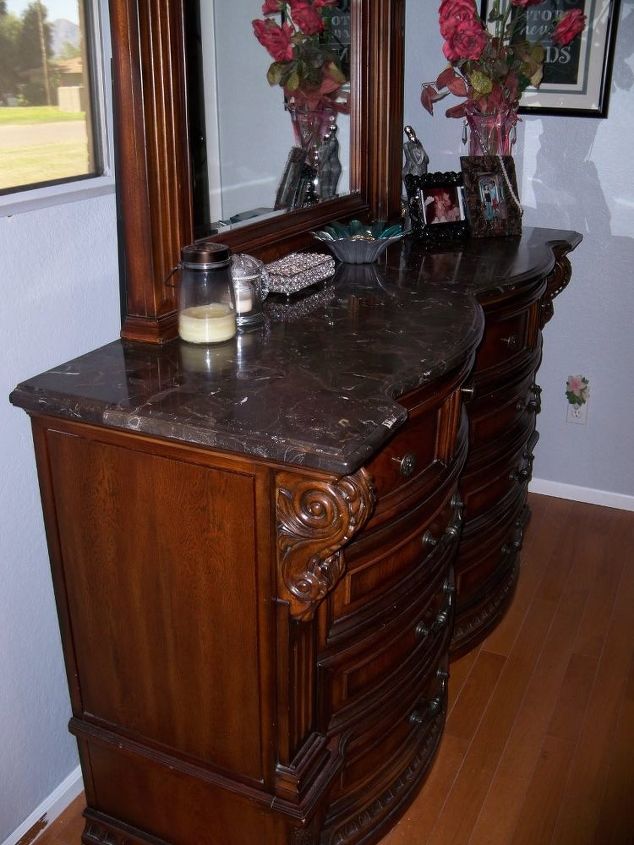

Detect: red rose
[290,1,325,35]
[443,18,488,62]
[510,0,543,7]
[252,19,295,62]
[439,0,478,40]
[313,0,339,7]
[261,0,284,13]
[552,8,586,46]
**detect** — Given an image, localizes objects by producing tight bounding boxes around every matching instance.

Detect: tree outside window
[0,0,99,193]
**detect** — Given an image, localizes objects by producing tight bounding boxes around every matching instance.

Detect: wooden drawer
[461,431,538,523]
[328,493,462,644]
[318,572,454,728]
[469,377,541,451]
[365,406,438,500]
[324,651,449,825]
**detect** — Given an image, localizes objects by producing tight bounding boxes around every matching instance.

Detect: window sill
[0,174,116,218]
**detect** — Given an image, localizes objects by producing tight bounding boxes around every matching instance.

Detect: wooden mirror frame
[109,0,405,344]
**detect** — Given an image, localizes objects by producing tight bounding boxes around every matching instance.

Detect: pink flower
[439,0,478,40]
[261,0,284,14]
[290,1,325,35]
[510,0,543,7]
[566,375,587,397]
[443,18,488,62]
[252,19,295,62]
[313,0,339,7]
[552,9,586,46]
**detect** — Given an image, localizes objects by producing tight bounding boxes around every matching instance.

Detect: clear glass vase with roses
[252,0,349,158]
[421,0,586,155]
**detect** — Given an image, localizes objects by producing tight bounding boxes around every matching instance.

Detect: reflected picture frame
[404,171,469,244]
[460,156,522,238]
[480,0,621,117]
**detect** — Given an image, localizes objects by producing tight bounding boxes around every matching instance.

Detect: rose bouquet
[421,0,586,121]
[252,0,349,113]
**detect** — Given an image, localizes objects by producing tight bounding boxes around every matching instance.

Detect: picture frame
[480,0,621,117]
[274,147,307,211]
[404,171,469,244]
[460,156,522,238]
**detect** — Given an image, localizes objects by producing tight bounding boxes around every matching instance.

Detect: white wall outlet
[567,402,588,424]
[565,375,589,425]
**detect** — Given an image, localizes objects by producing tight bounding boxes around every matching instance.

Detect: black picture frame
[404,171,469,244]
[460,156,522,238]
[480,0,621,117]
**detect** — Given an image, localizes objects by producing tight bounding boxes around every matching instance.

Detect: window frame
[0,0,115,217]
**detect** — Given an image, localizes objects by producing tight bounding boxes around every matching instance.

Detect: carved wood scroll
[540,245,573,327]
[276,469,375,621]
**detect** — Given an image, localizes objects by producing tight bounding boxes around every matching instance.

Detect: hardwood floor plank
[29,796,85,845]
[466,542,598,845]
[549,508,634,845]
[592,650,634,844]
[509,651,598,845]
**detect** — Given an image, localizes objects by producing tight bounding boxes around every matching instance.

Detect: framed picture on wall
[480,0,621,116]
[460,156,522,238]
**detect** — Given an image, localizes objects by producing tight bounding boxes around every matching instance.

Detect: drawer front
[328,493,462,644]
[470,379,541,449]
[318,573,454,725]
[366,407,437,500]
[461,431,537,523]
[324,650,450,826]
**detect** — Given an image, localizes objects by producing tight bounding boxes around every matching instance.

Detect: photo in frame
[404,171,469,244]
[460,156,522,238]
[480,0,621,116]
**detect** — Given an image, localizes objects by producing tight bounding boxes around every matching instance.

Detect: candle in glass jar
[234,279,254,314]
[178,303,236,344]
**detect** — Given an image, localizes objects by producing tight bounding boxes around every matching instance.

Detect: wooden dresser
[11,229,579,845]
[12,283,481,845]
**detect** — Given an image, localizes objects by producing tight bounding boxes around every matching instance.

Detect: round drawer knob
[415,621,430,640]
[435,609,450,629]
[393,452,417,477]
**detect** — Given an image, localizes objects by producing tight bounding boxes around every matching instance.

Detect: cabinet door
[44,428,265,783]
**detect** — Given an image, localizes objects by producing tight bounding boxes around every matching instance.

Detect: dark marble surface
[389,227,582,297]
[10,227,580,475]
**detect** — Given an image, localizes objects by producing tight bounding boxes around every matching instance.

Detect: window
[0,0,107,196]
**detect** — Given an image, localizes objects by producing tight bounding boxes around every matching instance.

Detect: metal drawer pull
[415,621,430,640]
[421,530,437,548]
[501,334,520,349]
[392,452,417,477]
[461,385,475,400]
[409,697,443,725]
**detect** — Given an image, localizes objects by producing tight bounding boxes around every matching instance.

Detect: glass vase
[286,101,336,158]
[465,106,518,156]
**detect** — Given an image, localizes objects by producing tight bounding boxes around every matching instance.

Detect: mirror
[189,1,352,235]
[108,0,405,344]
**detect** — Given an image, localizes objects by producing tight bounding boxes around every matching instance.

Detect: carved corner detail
[541,250,573,327]
[277,469,375,621]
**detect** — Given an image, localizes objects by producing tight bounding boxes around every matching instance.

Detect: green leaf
[469,69,493,96]
[267,63,284,86]
[285,70,300,91]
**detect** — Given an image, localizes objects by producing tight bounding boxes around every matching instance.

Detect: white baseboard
[529,478,634,512]
[2,767,83,845]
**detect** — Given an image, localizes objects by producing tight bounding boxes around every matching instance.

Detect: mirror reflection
[188,0,352,236]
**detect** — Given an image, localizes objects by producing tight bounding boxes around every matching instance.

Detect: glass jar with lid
[177,241,236,344]
[231,253,268,328]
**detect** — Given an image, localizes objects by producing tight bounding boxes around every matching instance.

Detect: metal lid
[181,240,231,268]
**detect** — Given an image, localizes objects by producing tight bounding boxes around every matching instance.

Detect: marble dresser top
[10,227,580,475]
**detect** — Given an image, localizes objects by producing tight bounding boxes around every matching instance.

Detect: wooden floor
[32,495,634,845]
